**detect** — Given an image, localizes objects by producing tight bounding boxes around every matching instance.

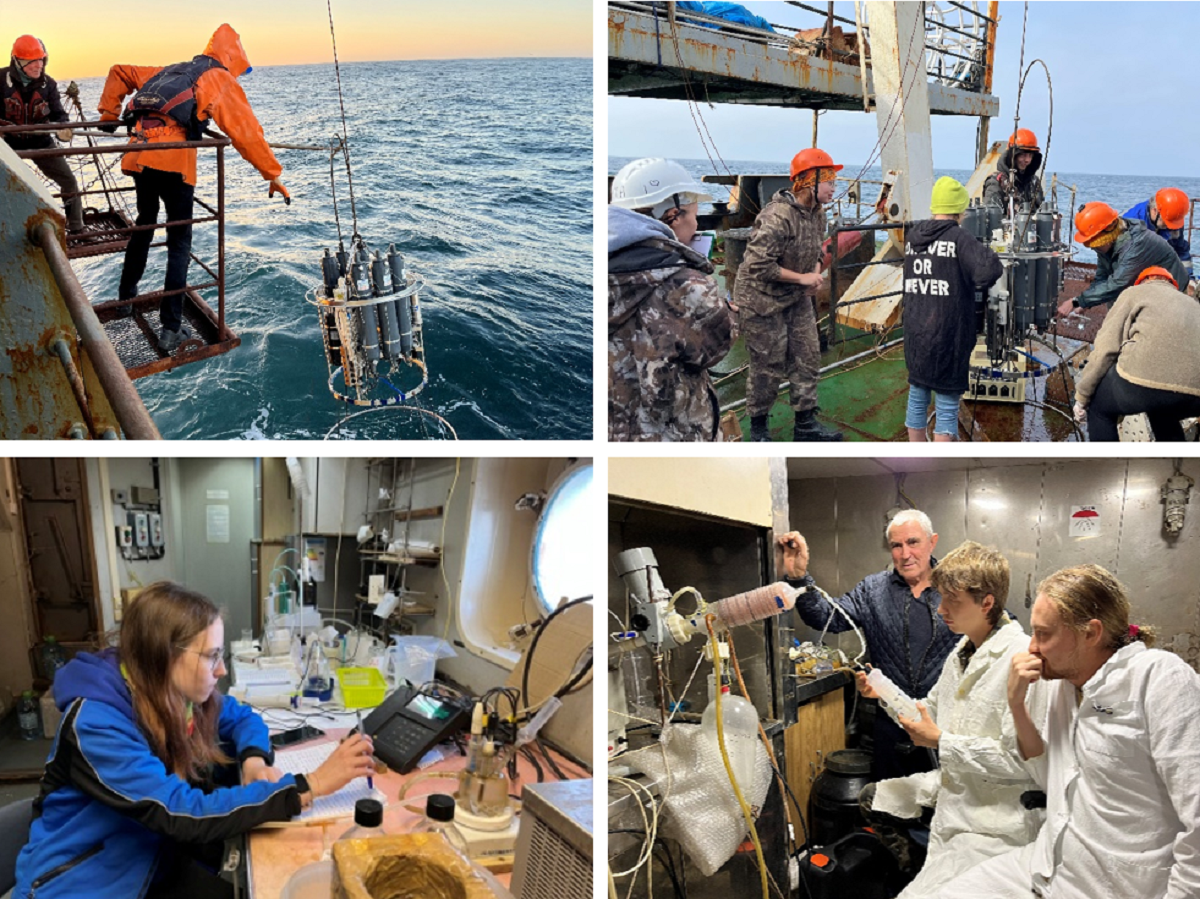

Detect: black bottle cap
[425,793,456,822]
[354,798,384,828]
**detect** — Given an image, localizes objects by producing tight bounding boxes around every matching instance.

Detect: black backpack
[122,55,226,140]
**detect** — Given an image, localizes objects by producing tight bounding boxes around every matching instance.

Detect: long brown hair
[1037,564,1157,650]
[120,581,231,780]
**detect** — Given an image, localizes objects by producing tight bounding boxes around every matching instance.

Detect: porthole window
[531,463,593,614]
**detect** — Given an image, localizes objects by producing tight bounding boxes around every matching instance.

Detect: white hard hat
[611,158,713,216]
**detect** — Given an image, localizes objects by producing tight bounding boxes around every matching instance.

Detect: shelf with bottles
[353,594,436,617]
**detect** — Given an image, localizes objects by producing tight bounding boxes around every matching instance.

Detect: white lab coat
[873,617,1046,898]
[932,642,1200,899]
[1025,643,1200,899]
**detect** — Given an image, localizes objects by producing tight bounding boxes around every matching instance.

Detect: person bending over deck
[14,581,373,899]
[1073,266,1200,441]
[1058,202,1188,318]
[608,157,733,441]
[735,148,843,442]
[97,24,289,353]
[901,177,1003,442]
[1,35,85,232]
[1123,188,1193,284]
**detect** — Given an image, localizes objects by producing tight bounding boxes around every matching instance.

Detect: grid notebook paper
[273,741,384,823]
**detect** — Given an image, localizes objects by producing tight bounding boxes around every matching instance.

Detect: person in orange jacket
[97,24,289,352]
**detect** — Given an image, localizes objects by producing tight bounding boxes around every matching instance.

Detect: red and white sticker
[1069,506,1100,537]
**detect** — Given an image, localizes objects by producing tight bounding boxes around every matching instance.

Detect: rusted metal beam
[31,222,161,440]
[17,137,231,159]
[48,338,95,435]
[608,4,999,116]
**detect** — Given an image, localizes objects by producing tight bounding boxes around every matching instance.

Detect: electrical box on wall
[111,488,129,505]
[131,512,149,548]
[148,513,164,548]
[116,525,132,549]
[131,486,159,506]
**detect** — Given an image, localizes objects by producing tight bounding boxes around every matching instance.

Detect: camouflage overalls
[609,238,734,441]
[734,189,826,417]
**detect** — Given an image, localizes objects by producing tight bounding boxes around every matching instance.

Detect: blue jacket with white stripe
[14,649,303,899]
[1122,199,1193,273]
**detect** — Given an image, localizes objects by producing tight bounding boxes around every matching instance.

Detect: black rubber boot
[794,408,844,442]
[750,415,771,442]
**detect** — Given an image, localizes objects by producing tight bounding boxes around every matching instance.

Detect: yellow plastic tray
[336,666,387,709]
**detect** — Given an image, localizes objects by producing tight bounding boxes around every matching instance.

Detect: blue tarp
[674,2,776,33]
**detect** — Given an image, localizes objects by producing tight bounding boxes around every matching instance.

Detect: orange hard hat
[11,35,45,61]
[1074,202,1119,244]
[1008,129,1039,152]
[1154,188,1189,230]
[790,148,843,180]
[1135,266,1178,288]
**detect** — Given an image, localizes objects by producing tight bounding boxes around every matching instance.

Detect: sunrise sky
[9,0,591,79]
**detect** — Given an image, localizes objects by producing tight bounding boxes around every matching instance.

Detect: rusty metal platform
[94,290,240,380]
[65,209,133,260]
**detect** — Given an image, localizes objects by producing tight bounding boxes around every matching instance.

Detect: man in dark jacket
[1,35,84,232]
[1058,202,1190,317]
[982,129,1044,214]
[777,510,957,781]
[903,177,1003,441]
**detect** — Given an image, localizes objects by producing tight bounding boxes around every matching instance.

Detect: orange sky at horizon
[7,1,591,79]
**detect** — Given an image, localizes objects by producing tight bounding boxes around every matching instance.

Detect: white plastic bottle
[867,668,921,720]
[700,686,759,794]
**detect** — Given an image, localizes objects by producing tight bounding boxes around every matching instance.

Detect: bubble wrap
[626,723,772,876]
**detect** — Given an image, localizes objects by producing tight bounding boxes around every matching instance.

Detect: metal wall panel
[789,459,1200,665]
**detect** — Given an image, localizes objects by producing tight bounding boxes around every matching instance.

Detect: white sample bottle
[700,685,759,794]
[866,668,921,720]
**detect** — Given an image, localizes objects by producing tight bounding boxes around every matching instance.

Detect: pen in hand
[357,710,374,791]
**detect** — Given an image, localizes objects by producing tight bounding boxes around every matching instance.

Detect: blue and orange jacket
[14,649,304,899]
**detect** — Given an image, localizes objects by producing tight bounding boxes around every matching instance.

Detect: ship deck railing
[3,120,238,380]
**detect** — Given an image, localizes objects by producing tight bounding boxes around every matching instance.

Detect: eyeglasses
[180,647,228,674]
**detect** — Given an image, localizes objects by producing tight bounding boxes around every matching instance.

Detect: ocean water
[64,59,592,440]
[609,156,1200,265]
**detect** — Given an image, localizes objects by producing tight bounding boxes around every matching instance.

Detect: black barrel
[803,831,899,899]
[809,749,872,846]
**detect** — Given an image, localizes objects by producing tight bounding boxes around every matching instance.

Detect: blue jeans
[906,385,961,436]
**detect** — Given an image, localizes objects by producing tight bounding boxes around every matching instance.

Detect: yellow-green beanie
[930,176,969,215]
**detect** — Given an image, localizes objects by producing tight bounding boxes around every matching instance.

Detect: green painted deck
[714,320,1085,443]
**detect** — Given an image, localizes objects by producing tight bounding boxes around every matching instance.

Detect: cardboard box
[332,832,501,899]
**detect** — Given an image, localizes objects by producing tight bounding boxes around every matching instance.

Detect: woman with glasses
[15,581,374,899]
